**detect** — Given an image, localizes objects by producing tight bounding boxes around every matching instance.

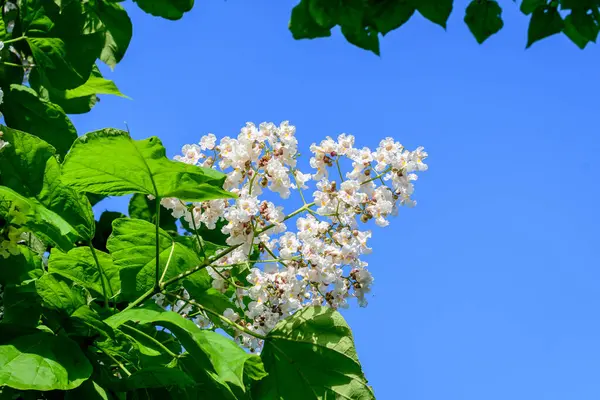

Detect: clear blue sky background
[72,1,600,399]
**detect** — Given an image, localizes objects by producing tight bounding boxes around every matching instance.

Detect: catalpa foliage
[0,1,430,398]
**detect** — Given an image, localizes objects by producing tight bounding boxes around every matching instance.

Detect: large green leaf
[413,0,453,28]
[0,186,80,251]
[520,0,546,15]
[35,273,87,314]
[106,218,204,300]
[464,0,504,44]
[69,305,115,339]
[254,306,374,400]
[289,0,332,40]
[92,0,133,68]
[0,333,92,390]
[368,0,415,36]
[0,126,95,241]
[27,33,104,90]
[19,0,54,36]
[2,85,77,156]
[48,247,120,300]
[122,366,195,390]
[105,305,258,393]
[0,281,41,328]
[34,66,129,115]
[562,8,599,49]
[62,74,128,100]
[38,157,96,241]
[0,126,55,196]
[133,0,194,20]
[527,6,564,48]
[23,0,105,92]
[61,128,234,201]
[64,379,112,400]
[0,246,42,286]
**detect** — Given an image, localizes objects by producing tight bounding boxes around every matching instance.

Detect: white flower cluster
[160,121,428,347]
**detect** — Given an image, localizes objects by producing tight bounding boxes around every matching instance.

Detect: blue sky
[73,1,600,399]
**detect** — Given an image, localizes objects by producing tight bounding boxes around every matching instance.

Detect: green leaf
[0,281,41,328]
[244,355,268,382]
[63,74,129,100]
[0,186,80,251]
[92,211,126,252]
[105,305,258,393]
[254,306,374,400]
[106,218,203,300]
[464,0,504,44]
[0,246,42,286]
[129,193,178,233]
[26,33,104,90]
[178,354,239,399]
[0,126,55,197]
[341,25,380,55]
[34,67,129,115]
[521,0,546,15]
[559,0,600,10]
[414,0,453,28]
[289,0,332,39]
[19,0,54,36]
[35,273,87,314]
[527,6,564,48]
[87,193,107,207]
[565,8,599,44]
[123,366,196,390]
[133,0,194,20]
[38,157,96,241]
[369,0,416,36]
[61,128,234,201]
[70,305,115,338]
[48,247,120,300]
[65,379,111,400]
[563,12,591,48]
[0,126,95,241]
[2,85,77,156]
[93,0,133,68]
[0,333,92,390]
[120,324,179,362]
[307,0,339,29]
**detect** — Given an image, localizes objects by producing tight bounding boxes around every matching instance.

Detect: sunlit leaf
[133,0,194,20]
[2,85,77,156]
[0,333,92,390]
[62,128,234,201]
[254,306,374,400]
[106,218,204,300]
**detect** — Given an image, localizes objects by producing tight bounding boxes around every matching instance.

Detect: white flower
[223,308,240,322]
[174,144,203,165]
[278,232,300,259]
[336,133,355,156]
[292,170,311,190]
[200,133,217,150]
[160,197,187,219]
[194,313,212,329]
